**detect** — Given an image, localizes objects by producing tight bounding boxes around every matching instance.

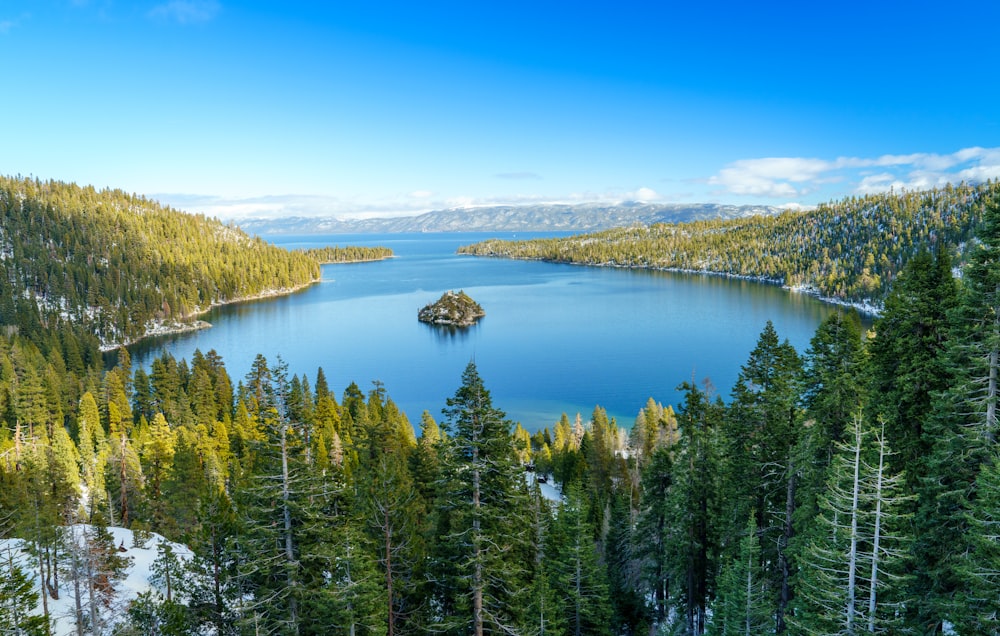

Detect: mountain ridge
[235,202,785,235]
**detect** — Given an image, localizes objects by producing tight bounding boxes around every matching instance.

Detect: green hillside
[0,176,320,348]
[460,181,999,309]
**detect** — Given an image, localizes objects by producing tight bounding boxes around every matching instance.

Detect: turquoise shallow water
[130,232,854,431]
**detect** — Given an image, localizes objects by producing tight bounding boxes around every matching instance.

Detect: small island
[418,290,486,327]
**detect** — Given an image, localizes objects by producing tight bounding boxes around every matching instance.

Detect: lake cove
[129,232,861,432]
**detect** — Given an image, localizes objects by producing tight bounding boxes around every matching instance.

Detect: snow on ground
[1,525,191,635]
[525,471,562,502]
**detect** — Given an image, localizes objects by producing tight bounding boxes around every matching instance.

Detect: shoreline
[100,279,319,352]
[465,253,883,317]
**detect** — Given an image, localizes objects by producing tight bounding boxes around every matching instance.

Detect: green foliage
[708,514,769,636]
[0,542,50,635]
[4,182,1000,635]
[430,362,532,634]
[460,181,998,305]
[298,245,393,263]
[0,175,320,346]
[548,482,613,636]
[957,450,1000,634]
[790,416,912,635]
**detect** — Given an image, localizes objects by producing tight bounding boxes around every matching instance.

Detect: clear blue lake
[129,233,863,431]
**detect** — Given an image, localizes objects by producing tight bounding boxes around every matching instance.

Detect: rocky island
[418,290,485,327]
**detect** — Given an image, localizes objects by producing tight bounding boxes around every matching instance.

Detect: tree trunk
[385,506,394,636]
[776,462,796,633]
[119,432,129,528]
[846,422,862,634]
[868,424,887,633]
[280,419,298,633]
[473,455,483,636]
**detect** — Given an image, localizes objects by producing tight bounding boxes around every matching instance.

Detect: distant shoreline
[466,253,883,317]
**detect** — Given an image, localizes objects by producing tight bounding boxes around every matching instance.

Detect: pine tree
[232,356,309,635]
[605,492,647,634]
[957,449,1000,634]
[790,414,911,634]
[723,322,801,631]
[867,249,956,488]
[636,444,673,628]
[0,541,50,635]
[666,381,723,636]
[915,193,1000,630]
[357,447,424,635]
[430,362,531,635]
[708,514,769,636]
[524,481,564,636]
[548,481,613,636]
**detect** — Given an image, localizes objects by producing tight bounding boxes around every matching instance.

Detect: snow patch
[1,525,192,635]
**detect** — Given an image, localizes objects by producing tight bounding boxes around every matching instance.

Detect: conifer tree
[549,481,613,636]
[232,356,310,634]
[0,542,50,635]
[795,311,867,536]
[636,444,673,628]
[723,322,801,631]
[430,362,531,635]
[666,381,723,636]
[867,249,955,488]
[524,481,564,636]
[708,514,769,636]
[957,449,1000,634]
[77,392,108,522]
[357,445,424,635]
[916,192,1000,629]
[605,492,647,634]
[790,415,911,635]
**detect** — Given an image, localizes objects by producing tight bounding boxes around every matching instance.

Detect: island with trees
[417,290,485,326]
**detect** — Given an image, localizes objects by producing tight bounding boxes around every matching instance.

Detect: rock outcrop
[418,290,485,327]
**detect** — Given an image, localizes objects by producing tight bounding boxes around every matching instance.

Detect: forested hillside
[297,245,394,263]
[1,186,1000,635]
[0,176,320,348]
[461,181,999,308]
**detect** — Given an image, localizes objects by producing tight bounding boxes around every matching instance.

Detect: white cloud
[409,190,434,199]
[148,0,220,24]
[708,157,832,197]
[0,20,14,34]
[632,187,659,202]
[708,146,1000,200]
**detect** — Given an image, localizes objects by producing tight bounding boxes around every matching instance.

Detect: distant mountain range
[234,202,785,235]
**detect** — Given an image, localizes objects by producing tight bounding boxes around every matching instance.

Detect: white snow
[525,471,562,502]
[1,525,192,635]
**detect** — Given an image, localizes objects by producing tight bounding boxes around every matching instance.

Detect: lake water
[130,232,857,431]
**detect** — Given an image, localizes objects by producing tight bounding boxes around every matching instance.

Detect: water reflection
[422,321,481,343]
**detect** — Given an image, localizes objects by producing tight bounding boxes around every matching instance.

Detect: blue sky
[3,0,999,219]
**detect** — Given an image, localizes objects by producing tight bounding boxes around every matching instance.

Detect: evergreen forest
[1,183,1000,635]
[460,181,1000,308]
[296,246,394,264]
[0,176,321,349]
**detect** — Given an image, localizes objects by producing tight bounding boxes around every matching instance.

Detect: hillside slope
[460,182,999,310]
[0,176,320,348]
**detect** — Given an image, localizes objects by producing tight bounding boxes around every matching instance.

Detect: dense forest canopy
[296,245,394,263]
[1,180,1000,635]
[460,181,1000,309]
[0,176,321,349]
